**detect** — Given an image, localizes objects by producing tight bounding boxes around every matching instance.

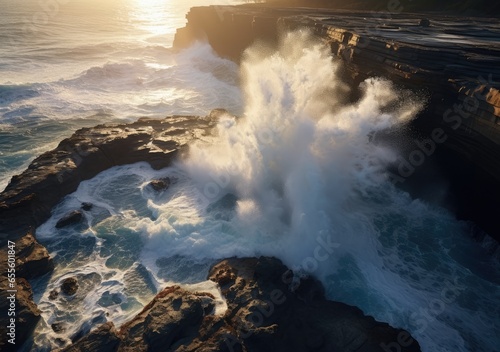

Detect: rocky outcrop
[0,277,42,352]
[61,277,79,296]
[56,210,84,229]
[148,177,171,192]
[62,322,121,352]
[0,231,54,280]
[63,257,421,352]
[0,232,52,350]
[0,112,222,349]
[118,286,212,351]
[174,5,500,239]
[0,114,219,243]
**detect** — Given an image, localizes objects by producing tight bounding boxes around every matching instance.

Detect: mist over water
[182,31,421,264]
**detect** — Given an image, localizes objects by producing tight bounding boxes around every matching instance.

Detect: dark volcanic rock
[204,257,421,352]
[61,277,79,296]
[148,177,171,192]
[56,210,84,228]
[418,18,430,27]
[63,257,421,352]
[0,231,51,349]
[52,322,66,333]
[118,285,211,351]
[49,289,59,300]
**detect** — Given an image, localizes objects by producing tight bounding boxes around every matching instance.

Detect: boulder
[56,210,84,228]
[61,277,79,296]
[49,289,59,300]
[81,202,93,211]
[52,322,66,333]
[419,18,430,27]
[148,177,171,192]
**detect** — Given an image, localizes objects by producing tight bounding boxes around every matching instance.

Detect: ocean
[1,1,499,351]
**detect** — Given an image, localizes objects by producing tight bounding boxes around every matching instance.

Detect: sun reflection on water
[129,0,173,38]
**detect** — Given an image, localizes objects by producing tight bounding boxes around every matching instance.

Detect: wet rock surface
[81,202,93,211]
[0,232,54,280]
[148,177,171,192]
[49,289,59,300]
[56,210,84,228]
[61,277,79,296]
[63,257,421,352]
[62,322,121,352]
[52,322,66,334]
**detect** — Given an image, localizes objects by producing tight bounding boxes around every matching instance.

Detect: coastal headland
[1,4,499,351]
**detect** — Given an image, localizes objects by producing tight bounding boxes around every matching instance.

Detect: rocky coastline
[1,4,499,351]
[0,110,422,351]
[0,112,219,350]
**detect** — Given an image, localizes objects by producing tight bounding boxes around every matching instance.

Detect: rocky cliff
[174,5,500,241]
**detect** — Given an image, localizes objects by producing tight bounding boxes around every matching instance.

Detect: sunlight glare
[131,0,171,37]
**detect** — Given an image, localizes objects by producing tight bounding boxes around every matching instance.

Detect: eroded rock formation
[63,257,421,352]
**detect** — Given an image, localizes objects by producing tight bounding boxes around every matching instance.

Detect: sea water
[0,0,243,191]
[1,1,498,351]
